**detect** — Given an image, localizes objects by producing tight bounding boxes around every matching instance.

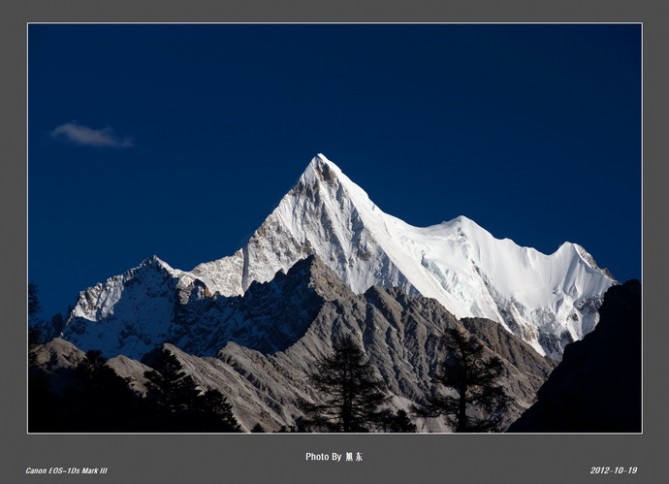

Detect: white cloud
[51,121,134,148]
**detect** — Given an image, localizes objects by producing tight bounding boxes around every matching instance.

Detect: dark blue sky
[29,24,641,319]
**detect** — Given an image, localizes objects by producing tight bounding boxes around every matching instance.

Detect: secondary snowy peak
[191,154,615,359]
[63,255,201,358]
[69,255,199,323]
[62,254,350,359]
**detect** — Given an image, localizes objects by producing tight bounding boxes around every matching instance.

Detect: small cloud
[51,121,134,148]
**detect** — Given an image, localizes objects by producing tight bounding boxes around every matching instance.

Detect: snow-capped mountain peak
[189,154,615,358]
[141,254,172,270]
[66,154,615,359]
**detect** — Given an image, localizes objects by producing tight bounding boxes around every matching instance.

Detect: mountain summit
[64,154,615,359]
[190,154,615,358]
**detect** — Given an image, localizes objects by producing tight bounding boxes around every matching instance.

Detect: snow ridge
[191,154,615,358]
[65,154,616,359]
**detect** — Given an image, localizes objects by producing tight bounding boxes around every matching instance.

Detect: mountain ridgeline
[65,154,615,360]
[32,154,630,432]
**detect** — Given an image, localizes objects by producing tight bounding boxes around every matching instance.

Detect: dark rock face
[507,280,641,432]
[173,255,330,355]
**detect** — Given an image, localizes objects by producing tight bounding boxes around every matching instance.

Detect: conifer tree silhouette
[300,335,389,432]
[144,348,240,432]
[416,327,510,432]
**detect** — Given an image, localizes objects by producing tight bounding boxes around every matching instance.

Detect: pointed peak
[302,153,343,184]
[313,152,328,162]
[138,255,174,272]
[277,153,382,234]
[142,254,164,265]
[573,244,616,280]
[311,152,336,166]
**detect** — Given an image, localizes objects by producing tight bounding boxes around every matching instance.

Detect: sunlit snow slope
[191,154,615,358]
[66,154,615,359]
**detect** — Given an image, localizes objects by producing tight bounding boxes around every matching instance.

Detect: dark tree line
[28,284,240,432]
[28,282,66,345]
[28,347,241,432]
[29,349,147,432]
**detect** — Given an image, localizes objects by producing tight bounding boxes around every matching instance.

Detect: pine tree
[28,360,63,432]
[66,350,142,431]
[49,313,66,339]
[144,348,241,432]
[28,349,145,432]
[416,327,510,432]
[195,388,242,432]
[300,335,389,432]
[144,349,200,417]
[383,409,418,432]
[28,281,41,317]
[28,282,43,350]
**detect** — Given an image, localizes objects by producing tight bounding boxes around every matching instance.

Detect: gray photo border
[3,1,663,483]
